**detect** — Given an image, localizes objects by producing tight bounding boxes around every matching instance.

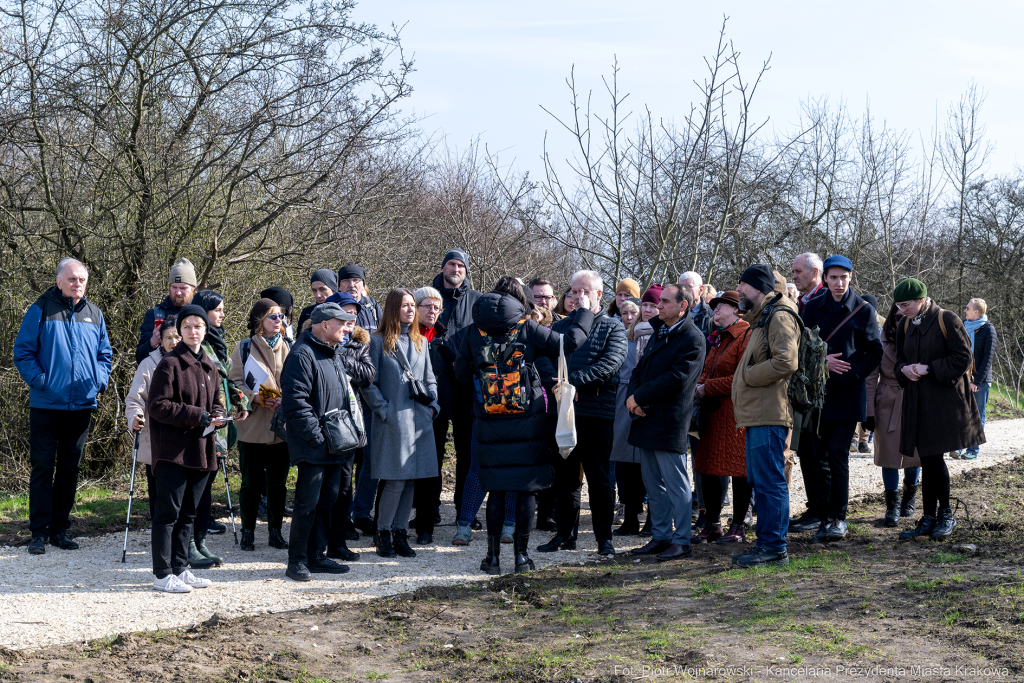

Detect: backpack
[475,321,531,415]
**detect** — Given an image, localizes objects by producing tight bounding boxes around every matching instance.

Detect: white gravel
[2,417,1021,651]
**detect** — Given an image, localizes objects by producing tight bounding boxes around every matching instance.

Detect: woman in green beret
[892,278,984,541]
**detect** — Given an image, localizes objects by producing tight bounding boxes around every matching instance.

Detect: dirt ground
[1,457,1022,682]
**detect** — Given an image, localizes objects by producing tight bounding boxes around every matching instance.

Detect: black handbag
[321,407,362,454]
[394,342,434,406]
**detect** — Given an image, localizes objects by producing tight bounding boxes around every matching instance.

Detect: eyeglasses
[418,303,441,312]
[266,314,286,321]
[534,295,556,302]
[894,302,914,311]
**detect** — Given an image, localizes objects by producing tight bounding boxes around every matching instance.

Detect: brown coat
[895,301,985,457]
[148,343,222,472]
[872,329,920,469]
[695,320,751,477]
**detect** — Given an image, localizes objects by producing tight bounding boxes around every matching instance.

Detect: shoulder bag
[394,340,434,406]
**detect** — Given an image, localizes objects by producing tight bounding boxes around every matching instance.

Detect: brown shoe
[692,522,723,544]
[630,539,671,555]
[715,523,746,544]
[656,543,693,561]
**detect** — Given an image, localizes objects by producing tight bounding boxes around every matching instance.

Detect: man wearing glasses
[529,277,560,319]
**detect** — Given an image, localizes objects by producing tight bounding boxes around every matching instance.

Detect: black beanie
[310,268,338,292]
[337,263,366,282]
[260,286,294,309]
[739,264,775,295]
[175,304,210,334]
[441,248,469,270]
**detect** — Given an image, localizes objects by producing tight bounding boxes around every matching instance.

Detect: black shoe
[392,529,416,558]
[513,532,535,573]
[375,529,398,558]
[196,538,224,566]
[480,535,501,575]
[240,528,255,551]
[207,519,227,535]
[188,540,216,569]
[788,511,821,533]
[284,503,294,515]
[900,484,919,517]
[471,517,482,531]
[638,514,653,537]
[656,543,692,561]
[597,540,615,556]
[631,539,671,555]
[857,442,871,454]
[733,546,789,568]
[883,490,901,527]
[49,532,79,550]
[613,520,640,536]
[327,544,360,561]
[899,514,937,541]
[930,507,957,540]
[535,516,556,532]
[267,528,289,549]
[416,531,433,545]
[810,521,829,544]
[823,518,847,541]
[345,529,360,542]
[28,535,46,555]
[353,517,375,536]
[536,535,574,553]
[286,563,312,582]
[309,555,350,574]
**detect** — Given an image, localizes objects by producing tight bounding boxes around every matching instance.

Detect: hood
[349,326,370,346]
[432,272,472,298]
[43,286,88,310]
[472,292,525,334]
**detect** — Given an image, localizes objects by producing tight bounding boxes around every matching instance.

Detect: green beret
[893,277,927,303]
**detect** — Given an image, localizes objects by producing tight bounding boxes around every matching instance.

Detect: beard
[170,293,192,307]
[443,272,464,288]
[737,293,752,312]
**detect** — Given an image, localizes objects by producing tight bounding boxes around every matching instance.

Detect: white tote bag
[554,336,577,458]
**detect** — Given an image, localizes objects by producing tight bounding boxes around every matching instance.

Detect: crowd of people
[12,248,990,592]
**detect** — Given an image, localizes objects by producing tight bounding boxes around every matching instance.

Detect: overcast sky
[355,1,1024,180]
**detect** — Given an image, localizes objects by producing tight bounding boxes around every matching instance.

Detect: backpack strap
[240,338,251,366]
[758,299,803,360]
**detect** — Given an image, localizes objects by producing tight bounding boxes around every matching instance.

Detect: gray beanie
[441,248,469,270]
[310,268,338,292]
[168,258,198,288]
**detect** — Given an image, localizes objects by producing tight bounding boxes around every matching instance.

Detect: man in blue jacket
[800,255,882,542]
[962,298,997,460]
[14,258,113,555]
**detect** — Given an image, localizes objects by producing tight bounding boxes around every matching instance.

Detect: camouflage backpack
[476,321,531,415]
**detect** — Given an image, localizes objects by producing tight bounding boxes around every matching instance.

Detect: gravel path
[3,418,1021,651]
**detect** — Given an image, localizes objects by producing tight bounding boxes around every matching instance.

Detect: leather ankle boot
[392,529,416,557]
[268,528,289,549]
[481,535,501,575]
[930,507,957,540]
[513,532,535,573]
[899,514,936,541]
[375,529,397,558]
[883,490,901,527]
[900,484,919,517]
[240,528,255,551]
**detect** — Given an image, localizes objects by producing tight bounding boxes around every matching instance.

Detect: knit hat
[175,304,209,334]
[412,287,442,305]
[260,286,294,309]
[822,255,853,275]
[615,278,640,298]
[168,258,197,288]
[626,297,642,307]
[326,291,363,312]
[441,248,469,270]
[311,268,338,292]
[641,284,664,305]
[739,264,775,294]
[337,263,366,283]
[893,278,927,303]
[861,293,879,311]
[311,302,356,323]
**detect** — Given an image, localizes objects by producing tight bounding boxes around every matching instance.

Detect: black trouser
[553,416,615,544]
[29,407,92,537]
[239,441,291,531]
[194,472,215,542]
[327,454,356,550]
[413,412,450,534]
[145,464,157,520]
[441,409,473,519]
[810,418,859,521]
[702,474,753,527]
[152,462,211,579]
[795,425,816,515]
[919,454,950,517]
[288,462,342,567]
[615,462,646,517]
[487,491,535,536]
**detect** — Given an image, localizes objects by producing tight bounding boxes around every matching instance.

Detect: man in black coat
[537,270,627,557]
[963,298,997,459]
[135,258,197,364]
[800,255,883,542]
[624,284,705,561]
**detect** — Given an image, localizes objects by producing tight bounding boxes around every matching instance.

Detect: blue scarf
[265,332,282,349]
[963,315,987,353]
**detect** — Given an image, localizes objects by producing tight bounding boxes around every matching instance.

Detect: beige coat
[732,286,801,429]
[125,348,163,465]
[873,329,920,469]
[229,334,290,444]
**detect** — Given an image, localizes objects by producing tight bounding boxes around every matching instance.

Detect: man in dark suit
[625,284,706,561]
[800,255,883,542]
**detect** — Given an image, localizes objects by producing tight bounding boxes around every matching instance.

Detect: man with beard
[336,264,383,334]
[135,258,198,364]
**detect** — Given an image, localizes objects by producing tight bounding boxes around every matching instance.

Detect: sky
[353,1,1024,183]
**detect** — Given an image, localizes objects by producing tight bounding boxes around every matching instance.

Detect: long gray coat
[361,329,439,480]
[610,339,640,463]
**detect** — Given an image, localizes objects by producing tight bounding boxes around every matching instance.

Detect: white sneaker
[153,574,192,593]
[177,569,212,589]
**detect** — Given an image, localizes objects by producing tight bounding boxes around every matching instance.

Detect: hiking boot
[930,507,957,540]
[513,532,535,573]
[240,529,255,551]
[392,529,416,558]
[196,538,224,566]
[286,563,312,582]
[452,524,472,546]
[327,545,360,562]
[716,523,746,544]
[900,484,919,517]
[883,490,901,527]
[268,528,289,549]
[732,546,789,568]
[481,535,501,575]
[49,532,79,550]
[899,514,937,541]
[187,540,216,569]
[375,529,398,558]
[823,518,847,541]
[788,510,820,533]
[28,535,46,555]
[500,523,515,544]
[537,535,574,553]
[692,522,723,544]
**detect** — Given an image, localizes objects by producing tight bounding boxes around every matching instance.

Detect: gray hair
[677,271,703,288]
[57,257,88,278]
[570,269,603,293]
[413,286,442,305]
[795,252,823,275]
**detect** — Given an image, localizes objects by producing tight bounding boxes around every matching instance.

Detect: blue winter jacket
[14,287,113,411]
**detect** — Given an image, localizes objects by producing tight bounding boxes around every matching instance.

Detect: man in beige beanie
[134,257,198,364]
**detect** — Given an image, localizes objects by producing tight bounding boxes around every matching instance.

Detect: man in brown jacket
[730,265,801,568]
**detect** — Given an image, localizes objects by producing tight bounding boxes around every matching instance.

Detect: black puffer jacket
[454,293,572,492]
[337,326,375,388]
[432,273,481,343]
[551,308,627,421]
[281,329,361,464]
[422,321,455,416]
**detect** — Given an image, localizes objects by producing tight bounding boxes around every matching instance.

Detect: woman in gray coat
[610,298,646,536]
[361,288,439,559]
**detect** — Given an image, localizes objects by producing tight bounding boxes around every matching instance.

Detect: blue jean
[745,426,789,552]
[881,466,920,491]
[966,382,990,455]
[638,448,692,545]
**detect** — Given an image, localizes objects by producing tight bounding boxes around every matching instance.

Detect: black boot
[240,528,255,551]
[900,484,919,517]
[267,528,289,549]
[392,529,416,557]
[613,505,641,536]
[899,514,937,541]
[513,532,535,573]
[376,529,397,558]
[883,490,901,527]
[480,535,501,575]
[930,507,957,540]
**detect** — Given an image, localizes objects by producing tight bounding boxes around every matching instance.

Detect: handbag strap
[824,301,867,344]
[393,339,417,381]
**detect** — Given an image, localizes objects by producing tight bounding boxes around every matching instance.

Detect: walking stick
[220,456,239,545]
[122,431,140,563]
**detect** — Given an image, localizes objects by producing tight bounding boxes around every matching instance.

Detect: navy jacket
[972,320,996,384]
[551,308,627,421]
[135,295,186,363]
[691,301,713,338]
[14,287,113,411]
[626,316,706,454]
[801,289,883,422]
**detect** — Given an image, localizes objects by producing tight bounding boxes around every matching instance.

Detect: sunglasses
[266,314,286,321]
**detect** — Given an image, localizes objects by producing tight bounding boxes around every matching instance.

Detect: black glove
[199,411,213,428]
[862,417,875,432]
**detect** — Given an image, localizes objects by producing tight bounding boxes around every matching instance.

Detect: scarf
[963,314,987,353]
[911,299,933,327]
[707,318,739,347]
[633,321,655,360]
[264,332,282,349]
